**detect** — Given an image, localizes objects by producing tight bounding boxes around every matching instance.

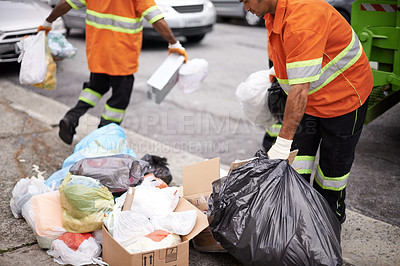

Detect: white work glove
[168,41,188,62]
[37,20,52,35]
[267,136,293,160]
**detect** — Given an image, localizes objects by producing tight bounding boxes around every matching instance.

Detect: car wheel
[186,34,205,43]
[244,12,261,26]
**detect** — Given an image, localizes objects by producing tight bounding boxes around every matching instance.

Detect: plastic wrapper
[208,150,342,266]
[47,31,77,60]
[21,191,66,249]
[46,232,103,266]
[268,80,287,123]
[150,210,197,235]
[69,154,149,194]
[59,174,114,233]
[107,210,154,248]
[125,230,181,254]
[178,58,208,93]
[141,173,169,189]
[17,31,47,85]
[10,176,51,218]
[45,123,137,189]
[236,70,277,128]
[141,154,172,184]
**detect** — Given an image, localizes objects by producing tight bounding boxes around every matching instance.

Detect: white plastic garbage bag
[114,211,154,247]
[10,176,51,218]
[47,232,104,266]
[130,186,180,218]
[17,31,47,85]
[125,230,181,254]
[150,210,197,235]
[178,58,208,93]
[236,69,277,128]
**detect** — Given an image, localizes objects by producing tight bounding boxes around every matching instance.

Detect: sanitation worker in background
[240,0,373,224]
[38,0,187,145]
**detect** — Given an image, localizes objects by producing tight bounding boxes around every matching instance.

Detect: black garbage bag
[69,154,149,195]
[208,150,342,266]
[268,80,287,123]
[141,154,172,184]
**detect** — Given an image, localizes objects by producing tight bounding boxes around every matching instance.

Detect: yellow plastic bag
[59,173,114,233]
[33,38,57,90]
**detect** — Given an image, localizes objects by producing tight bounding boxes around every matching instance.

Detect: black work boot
[58,114,78,145]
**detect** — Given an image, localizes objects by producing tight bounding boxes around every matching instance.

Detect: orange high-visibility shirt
[264,0,373,118]
[66,0,164,75]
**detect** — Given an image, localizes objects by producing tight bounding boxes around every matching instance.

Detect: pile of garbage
[9,123,196,265]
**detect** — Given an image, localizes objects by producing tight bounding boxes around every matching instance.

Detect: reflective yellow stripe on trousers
[102,104,125,123]
[292,155,315,175]
[79,88,102,107]
[314,164,349,191]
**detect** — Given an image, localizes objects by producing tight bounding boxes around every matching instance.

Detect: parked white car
[0,0,65,63]
[57,0,217,43]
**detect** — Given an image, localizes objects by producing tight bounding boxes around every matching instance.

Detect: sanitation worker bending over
[241,0,373,224]
[38,0,187,145]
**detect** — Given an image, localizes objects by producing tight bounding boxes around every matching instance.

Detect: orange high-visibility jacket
[66,0,164,75]
[264,0,373,118]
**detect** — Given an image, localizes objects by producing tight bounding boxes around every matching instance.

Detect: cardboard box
[102,198,209,266]
[182,158,226,252]
[147,53,185,104]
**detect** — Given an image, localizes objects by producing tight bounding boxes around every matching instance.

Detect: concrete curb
[1,79,399,265]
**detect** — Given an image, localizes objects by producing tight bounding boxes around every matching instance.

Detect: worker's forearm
[46,0,72,23]
[152,19,177,44]
[279,83,309,140]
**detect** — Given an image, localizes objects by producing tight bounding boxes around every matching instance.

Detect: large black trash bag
[208,150,342,266]
[268,80,287,123]
[141,154,172,184]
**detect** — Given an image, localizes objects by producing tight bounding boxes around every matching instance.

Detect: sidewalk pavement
[0,79,399,266]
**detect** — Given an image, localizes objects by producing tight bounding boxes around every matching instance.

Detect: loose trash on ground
[208,150,342,266]
[69,154,149,195]
[141,154,172,185]
[46,232,104,266]
[10,123,208,266]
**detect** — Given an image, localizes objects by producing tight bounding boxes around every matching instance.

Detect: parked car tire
[186,34,206,43]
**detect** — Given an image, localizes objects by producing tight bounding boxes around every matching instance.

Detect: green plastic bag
[59,173,114,233]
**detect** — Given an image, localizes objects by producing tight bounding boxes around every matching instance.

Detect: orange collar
[264,0,287,34]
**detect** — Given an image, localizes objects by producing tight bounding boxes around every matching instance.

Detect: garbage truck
[351,0,400,123]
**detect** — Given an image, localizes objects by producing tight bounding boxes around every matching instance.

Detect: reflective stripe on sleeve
[78,88,102,107]
[86,9,143,34]
[292,155,315,175]
[286,58,322,84]
[314,164,349,191]
[66,0,86,9]
[142,6,164,24]
[102,104,126,123]
[266,124,282,137]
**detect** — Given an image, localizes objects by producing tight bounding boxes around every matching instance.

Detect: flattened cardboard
[182,158,225,252]
[182,157,220,200]
[102,198,208,266]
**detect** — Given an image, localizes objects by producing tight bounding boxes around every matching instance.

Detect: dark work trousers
[291,97,369,223]
[66,73,134,128]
